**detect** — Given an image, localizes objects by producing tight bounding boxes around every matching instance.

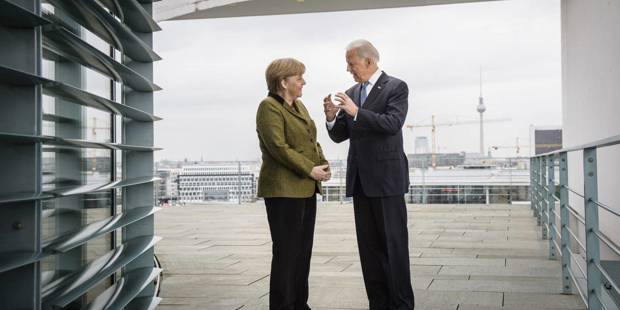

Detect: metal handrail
[567,260,587,306]
[594,261,620,298]
[594,231,620,258]
[563,185,585,199]
[552,239,562,257]
[566,204,586,225]
[565,226,586,252]
[531,133,620,310]
[591,199,620,218]
[551,222,561,238]
[567,246,588,281]
[594,292,610,310]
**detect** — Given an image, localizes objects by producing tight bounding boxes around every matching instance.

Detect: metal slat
[43,207,160,253]
[45,81,162,121]
[85,268,162,310]
[0,252,43,273]
[43,24,161,92]
[0,132,161,152]
[0,0,49,28]
[0,192,54,204]
[118,0,162,33]
[50,176,160,197]
[42,113,79,124]
[45,0,161,62]
[127,296,162,310]
[0,65,48,86]
[57,137,160,151]
[0,64,160,121]
[97,0,124,20]
[42,235,162,308]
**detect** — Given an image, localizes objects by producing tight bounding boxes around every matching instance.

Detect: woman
[256,58,330,310]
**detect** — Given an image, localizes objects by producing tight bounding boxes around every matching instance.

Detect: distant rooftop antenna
[477,66,487,155]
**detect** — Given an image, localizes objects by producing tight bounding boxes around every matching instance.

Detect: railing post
[584,147,602,310]
[541,156,548,240]
[559,152,572,294]
[530,157,536,214]
[547,155,557,259]
[534,157,541,225]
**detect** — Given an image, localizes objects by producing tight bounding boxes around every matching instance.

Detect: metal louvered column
[0,0,162,308]
[0,0,43,308]
[123,2,160,307]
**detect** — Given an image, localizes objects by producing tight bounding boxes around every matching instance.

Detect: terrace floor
[154,203,585,310]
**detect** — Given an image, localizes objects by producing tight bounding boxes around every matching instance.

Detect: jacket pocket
[376,151,400,161]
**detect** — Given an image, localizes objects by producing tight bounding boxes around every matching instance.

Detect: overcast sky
[153,0,561,161]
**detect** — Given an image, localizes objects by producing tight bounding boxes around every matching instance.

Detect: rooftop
[155,203,585,309]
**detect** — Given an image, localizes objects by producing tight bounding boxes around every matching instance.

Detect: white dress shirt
[327,68,382,130]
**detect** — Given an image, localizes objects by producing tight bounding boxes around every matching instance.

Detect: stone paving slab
[155,203,585,309]
[427,278,564,294]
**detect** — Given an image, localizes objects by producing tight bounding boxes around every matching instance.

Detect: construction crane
[489,137,530,157]
[406,115,511,168]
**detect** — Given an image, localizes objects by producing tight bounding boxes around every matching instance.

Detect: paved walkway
[154,203,585,310]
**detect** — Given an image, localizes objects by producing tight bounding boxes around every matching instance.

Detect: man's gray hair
[346,39,380,63]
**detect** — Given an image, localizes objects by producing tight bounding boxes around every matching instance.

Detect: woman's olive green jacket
[256,95,327,198]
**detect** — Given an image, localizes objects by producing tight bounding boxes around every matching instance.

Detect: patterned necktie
[360,81,369,106]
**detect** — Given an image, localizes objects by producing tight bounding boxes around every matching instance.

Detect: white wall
[562,0,620,260]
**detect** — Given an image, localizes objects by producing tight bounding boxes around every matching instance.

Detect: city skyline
[154,0,561,161]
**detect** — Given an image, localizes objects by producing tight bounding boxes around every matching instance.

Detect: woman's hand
[310,164,331,182]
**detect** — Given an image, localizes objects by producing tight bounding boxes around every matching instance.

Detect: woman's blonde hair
[265,58,305,93]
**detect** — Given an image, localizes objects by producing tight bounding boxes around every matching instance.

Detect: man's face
[346,49,373,83]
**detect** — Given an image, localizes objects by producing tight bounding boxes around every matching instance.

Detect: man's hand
[334,92,359,117]
[323,95,340,122]
[310,164,331,182]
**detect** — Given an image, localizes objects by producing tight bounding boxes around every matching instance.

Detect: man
[324,39,414,309]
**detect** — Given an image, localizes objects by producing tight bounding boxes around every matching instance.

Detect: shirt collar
[365,68,382,87]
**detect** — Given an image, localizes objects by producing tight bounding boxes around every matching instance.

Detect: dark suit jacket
[327,71,409,197]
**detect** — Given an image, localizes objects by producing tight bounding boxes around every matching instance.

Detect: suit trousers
[353,177,415,310]
[265,195,317,310]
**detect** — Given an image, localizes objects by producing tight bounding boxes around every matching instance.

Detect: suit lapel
[283,100,308,123]
[362,72,388,108]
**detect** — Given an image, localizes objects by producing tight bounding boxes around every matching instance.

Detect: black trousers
[265,195,317,310]
[353,177,415,310]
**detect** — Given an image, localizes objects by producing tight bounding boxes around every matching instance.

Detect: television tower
[477,67,486,155]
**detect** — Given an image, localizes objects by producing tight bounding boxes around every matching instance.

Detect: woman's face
[282,74,306,99]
